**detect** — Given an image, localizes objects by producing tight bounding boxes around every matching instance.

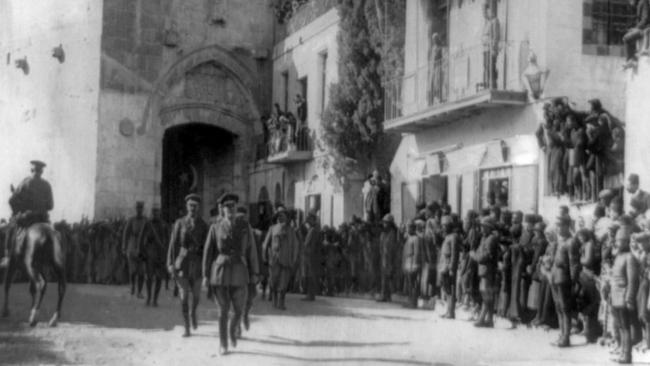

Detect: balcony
[384,42,527,133]
[266,127,314,164]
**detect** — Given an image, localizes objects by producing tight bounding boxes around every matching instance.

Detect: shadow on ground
[233,350,450,365]
[0,324,70,365]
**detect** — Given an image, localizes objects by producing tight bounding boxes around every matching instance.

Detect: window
[299,76,308,110]
[281,71,289,112]
[480,167,512,209]
[319,51,328,113]
[583,0,635,56]
[306,194,321,215]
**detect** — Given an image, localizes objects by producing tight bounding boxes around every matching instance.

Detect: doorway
[161,123,235,222]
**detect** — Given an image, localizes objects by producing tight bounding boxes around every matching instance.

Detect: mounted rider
[1,160,54,268]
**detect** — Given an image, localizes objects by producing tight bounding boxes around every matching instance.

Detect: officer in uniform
[122,201,147,298]
[138,206,170,307]
[202,193,259,355]
[439,215,461,319]
[1,160,53,268]
[300,211,322,301]
[262,206,299,310]
[473,217,500,327]
[167,193,209,337]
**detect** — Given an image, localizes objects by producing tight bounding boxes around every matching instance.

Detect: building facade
[249,0,366,228]
[387,0,628,224]
[1,0,277,221]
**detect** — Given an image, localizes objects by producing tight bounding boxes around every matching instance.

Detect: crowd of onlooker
[536,98,625,202]
[261,96,311,157]
[251,172,650,364]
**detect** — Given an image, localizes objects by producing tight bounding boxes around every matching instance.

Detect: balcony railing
[384,42,526,126]
[266,126,314,164]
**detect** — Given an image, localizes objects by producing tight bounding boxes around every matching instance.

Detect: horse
[1,222,66,327]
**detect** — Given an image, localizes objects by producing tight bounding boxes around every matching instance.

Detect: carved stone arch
[139,44,261,136]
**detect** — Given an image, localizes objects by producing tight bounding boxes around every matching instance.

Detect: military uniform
[138,213,169,306]
[167,196,209,337]
[203,206,259,353]
[438,217,461,318]
[549,231,578,347]
[262,219,298,309]
[122,209,147,296]
[378,216,398,302]
[473,217,499,327]
[3,161,53,264]
[402,227,423,308]
[300,219,322,301]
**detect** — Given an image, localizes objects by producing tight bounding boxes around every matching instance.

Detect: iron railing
[267,126,313,158]
[384,42,519,122]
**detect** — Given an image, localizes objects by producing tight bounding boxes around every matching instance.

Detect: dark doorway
[161,123,235,222]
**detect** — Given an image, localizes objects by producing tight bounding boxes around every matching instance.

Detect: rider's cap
[185,193,201,203]
[136,201,144,208]
[218,192,239,205]
[30,160,46,169]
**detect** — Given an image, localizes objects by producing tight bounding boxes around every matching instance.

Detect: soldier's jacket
[438,232,461,276]
[122,216,147,258]
[202,213,259,287]
[138,218,170,264]
[300,224,322,277]
[474,233,499,283]
[549,234,580,285]
[379,225,398,275]
[9,176,53,225]
[262,223,299,268]
[402,233,423,274]
[166,215,209,279]
[610,252,640,308]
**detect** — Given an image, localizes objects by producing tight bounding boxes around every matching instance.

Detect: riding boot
[279,292,287,310]
[272,291,278,308]
[145,277,152,306]
[137,275,145,298]
[219,314,229,350]
[153,278,162,306]
[181,303,191,337]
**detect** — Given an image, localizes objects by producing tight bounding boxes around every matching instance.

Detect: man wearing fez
[138,206,170,307]
[1,160,54,268]
[167,193,209,337]
[300,211,322,301]
[203,194,259,355]
[262,206,299,310]
[472,217,500,327]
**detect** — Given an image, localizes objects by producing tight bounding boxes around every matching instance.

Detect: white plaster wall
[625,58,650,196]
[0,0,102,221]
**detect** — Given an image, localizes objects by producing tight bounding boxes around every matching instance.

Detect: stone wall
[0,0,103,221]
[95,0,277,219]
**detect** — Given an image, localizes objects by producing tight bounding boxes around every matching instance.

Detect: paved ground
[1,283,650,366]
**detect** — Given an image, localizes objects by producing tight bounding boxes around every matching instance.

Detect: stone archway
[143,47,261,216]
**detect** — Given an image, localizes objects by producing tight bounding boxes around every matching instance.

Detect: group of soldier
[8,160,650,363]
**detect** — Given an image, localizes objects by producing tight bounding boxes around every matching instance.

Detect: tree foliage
[320,0,405,186]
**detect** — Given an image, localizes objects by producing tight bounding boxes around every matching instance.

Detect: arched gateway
[143,46,261,221]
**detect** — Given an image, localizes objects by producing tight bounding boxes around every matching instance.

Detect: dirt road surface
[1,283,649,365]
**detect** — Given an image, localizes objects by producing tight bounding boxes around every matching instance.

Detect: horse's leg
[23,259,42,327]
[49,230,66,327]
[49,262,66,327]
[1,257,16,317]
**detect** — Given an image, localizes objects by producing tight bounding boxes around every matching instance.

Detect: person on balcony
[623,0,650,68]
[428,32,444,105]
[481,0,500,90]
